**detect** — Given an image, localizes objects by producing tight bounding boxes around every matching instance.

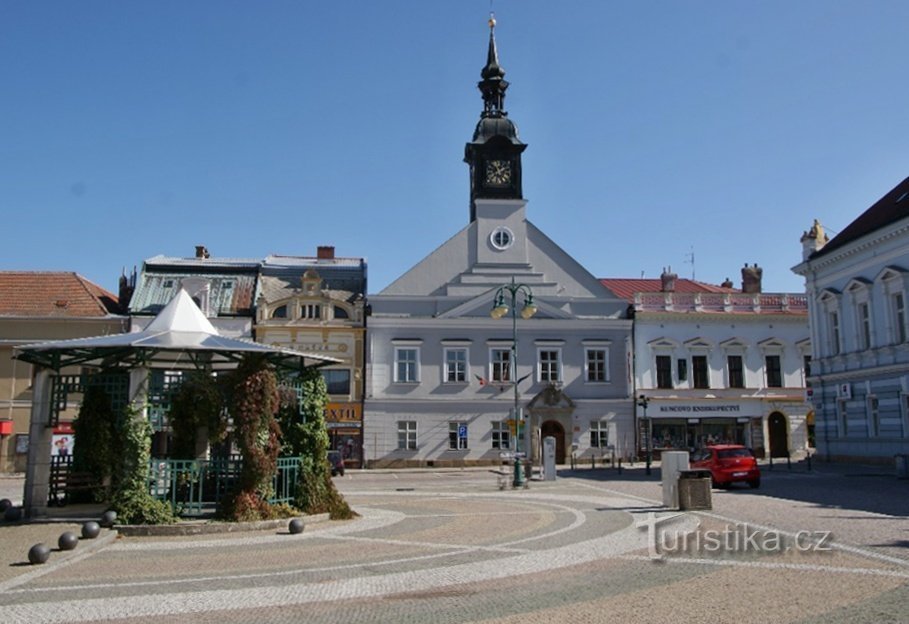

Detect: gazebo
[15,289,341,518]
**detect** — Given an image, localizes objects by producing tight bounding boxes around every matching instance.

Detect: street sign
[458,424,468,439]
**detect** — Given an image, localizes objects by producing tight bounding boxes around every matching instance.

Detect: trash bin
[896,454,909,479]
[678,469,712,510]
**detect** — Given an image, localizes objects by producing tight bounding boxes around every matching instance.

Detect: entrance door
[768,412,789,458]
[540,420,566,463]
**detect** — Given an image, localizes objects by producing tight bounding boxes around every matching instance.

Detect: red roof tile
[601,278,738,303]
[0,272,120,317]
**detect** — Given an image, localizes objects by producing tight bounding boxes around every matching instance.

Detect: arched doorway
[540,420,566,464]
[768,412,789,458]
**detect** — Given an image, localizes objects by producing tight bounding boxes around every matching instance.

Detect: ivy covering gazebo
[15,289,342,520]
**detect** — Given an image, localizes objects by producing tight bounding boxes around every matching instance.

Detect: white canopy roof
[16,289,342,372]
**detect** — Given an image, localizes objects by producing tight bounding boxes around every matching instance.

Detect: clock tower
[464,15,527,222]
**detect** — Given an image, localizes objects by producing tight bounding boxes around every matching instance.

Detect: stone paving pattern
[0,462,906,623]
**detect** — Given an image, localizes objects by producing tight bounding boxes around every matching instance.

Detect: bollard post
[768,455,773,471]
[787,455,791,471]
[618,458,623,474]
[807,452,812,471]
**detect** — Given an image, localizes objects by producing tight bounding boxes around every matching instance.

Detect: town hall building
[364,17,632,468]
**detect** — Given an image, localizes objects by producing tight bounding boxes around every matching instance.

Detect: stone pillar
[24,370,54,518]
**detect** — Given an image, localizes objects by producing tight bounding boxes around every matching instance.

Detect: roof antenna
[684,246,695,281]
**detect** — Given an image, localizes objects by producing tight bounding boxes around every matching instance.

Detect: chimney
[317,246,335,260]
[660,266,677,292]
[800,219,829,261]
[195,245,210,259]
[720,277,734,289]
[741,263,763,294]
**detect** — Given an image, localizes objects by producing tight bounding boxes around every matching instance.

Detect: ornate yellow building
[254,248,367,468]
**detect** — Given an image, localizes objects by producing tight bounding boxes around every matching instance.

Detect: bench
[48,468,100,506]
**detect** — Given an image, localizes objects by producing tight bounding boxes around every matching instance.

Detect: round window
[490,227,514,251]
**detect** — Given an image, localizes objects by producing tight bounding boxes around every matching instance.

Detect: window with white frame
[448,421,468,450]
[878,268,909,346]
[394,347,420,383]
[727,355,744,388]
[765,355,782,388]
[858,302,872,350]
[585,348,608,382]
[538,349,561,383]
[443,348,468,383]
[397,420,417,450]
[491,421,511,449]
[300,303,321,319]
[692,355,709,389]
[491,348,511,382]
[893,293,907,344]
[590,420,609,448]
[829,310,841,355]
[656,355,673,388]
[867,395,880,437]
[846,280,873,351]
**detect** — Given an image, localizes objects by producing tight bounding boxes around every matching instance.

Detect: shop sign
[657,403,743,415]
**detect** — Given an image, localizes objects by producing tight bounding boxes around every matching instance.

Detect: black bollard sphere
[81,521,101,539]
[4,505,22,522]
[0,498,11,512]
[28,543,50,565]
[58,531,79,551]
[100,510,117,528]
[288,518,305,534]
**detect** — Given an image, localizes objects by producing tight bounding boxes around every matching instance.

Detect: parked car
[690,444,760,489]
[327,450,345,477]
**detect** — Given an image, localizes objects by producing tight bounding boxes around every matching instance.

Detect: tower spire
[479,13,509,118]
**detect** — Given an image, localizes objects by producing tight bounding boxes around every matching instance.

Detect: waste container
[678,469,712,510]
[896,454,909,479]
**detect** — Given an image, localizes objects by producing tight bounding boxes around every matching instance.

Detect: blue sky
[3,1,909,295]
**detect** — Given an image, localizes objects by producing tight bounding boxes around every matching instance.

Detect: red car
[690,444,761,489]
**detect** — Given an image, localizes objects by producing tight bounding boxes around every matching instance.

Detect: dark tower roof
[471,14,523,145]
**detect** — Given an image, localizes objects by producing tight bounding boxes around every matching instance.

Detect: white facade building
[605,268,812,461]
[793,177,909,462]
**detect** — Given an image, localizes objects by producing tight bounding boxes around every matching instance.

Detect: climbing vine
[219,355,283,521]
[168,371,226,459]
[280,367,354,520]
[109,402,175,525]
[71,384,118,501]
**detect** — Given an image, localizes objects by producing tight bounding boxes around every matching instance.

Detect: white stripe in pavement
[1,518,682,623]
[619,554,909,579]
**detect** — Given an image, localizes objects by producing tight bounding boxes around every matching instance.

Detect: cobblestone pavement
[0,465,907,623]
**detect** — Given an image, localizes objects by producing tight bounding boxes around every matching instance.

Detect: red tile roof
[601,278,738,303]
[0,272,120,317]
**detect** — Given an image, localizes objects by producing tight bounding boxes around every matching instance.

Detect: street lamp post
[491,278,537,487]
[637,394,652,476]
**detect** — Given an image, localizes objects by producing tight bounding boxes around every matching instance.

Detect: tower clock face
[485,160,512,186]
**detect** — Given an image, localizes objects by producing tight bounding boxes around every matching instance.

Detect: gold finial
[489,12,496,29]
